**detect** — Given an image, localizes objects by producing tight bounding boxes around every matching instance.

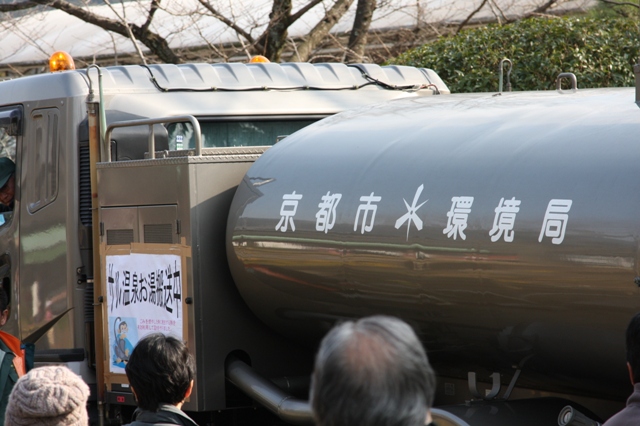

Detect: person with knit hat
[4,365,89,426]
[124,333,197,426]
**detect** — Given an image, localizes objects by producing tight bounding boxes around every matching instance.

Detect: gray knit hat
[5,366,90,426]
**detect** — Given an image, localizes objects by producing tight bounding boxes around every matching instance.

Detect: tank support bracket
[468,367,523,401]
[502,368,522,400]
[468,372,501,400]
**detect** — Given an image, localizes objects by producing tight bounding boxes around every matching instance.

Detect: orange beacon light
[249,55,270,63]
[49,51,76,72]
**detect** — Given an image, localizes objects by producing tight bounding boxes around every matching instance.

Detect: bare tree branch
[140,0,160,33]
[191,14,229,62]
[486,0,508,24]
[29,0,181,63]
[323,31,351,62]
[197,0,254,43]
[107,31,119,65]
[532,0,560,13]
[457,0,488,34]
[289,0,323,24]
[294,0,355,61]
[5,63,25,77]
[346,0,377,62]
[3,16,51,58]
[255,0,292,60]
[237,34,255,61]
[599,0,639,7]
[521,0,560,18]
[104,0,147,65]
[0,1,37,12]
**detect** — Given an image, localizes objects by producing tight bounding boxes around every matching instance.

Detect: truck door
[18,107,70,348]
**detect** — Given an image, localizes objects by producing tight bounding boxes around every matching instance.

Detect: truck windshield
[166,119,317,150]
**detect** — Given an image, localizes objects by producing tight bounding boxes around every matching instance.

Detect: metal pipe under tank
[225,355,313,426]
[224,354,599,426]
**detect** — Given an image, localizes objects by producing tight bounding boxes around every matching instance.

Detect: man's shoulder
[603,404,640,426]
[125,406,198,426]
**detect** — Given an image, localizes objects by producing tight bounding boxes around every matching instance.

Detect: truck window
[167,119,317,150]
[25,108,59,214]
[0,105,19,161]
[0,128,15,160]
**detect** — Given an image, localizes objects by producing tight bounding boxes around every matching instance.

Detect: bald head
[311,316,435,426]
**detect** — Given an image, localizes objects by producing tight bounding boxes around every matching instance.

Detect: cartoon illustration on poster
[110,316,137,369]
[106,252,184,374]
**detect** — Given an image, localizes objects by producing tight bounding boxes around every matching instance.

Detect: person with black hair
[310,315,437,426]
[603,312,640,425]
[124,333,197,426]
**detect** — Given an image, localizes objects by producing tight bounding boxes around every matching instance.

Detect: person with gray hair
[310,315,436,426]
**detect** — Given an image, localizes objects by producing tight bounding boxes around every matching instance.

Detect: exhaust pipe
[225,355,313,426]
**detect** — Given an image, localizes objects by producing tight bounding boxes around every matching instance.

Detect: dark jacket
[0,330,31,425]
[603,383,640,426]
[127,404,198,426]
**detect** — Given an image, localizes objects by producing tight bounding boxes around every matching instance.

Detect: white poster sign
[106,252,184,374]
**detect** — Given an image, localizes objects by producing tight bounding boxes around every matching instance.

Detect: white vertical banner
[105,252,184,374]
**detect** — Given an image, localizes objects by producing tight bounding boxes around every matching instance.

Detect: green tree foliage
[390,16,640,92]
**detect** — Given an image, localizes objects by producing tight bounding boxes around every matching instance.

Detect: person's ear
[628,362,635,385]
[131,386,138,402]
[0,309,9,326]
[184,380,194,399]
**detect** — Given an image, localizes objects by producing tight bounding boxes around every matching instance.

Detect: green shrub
[390,17,640,92]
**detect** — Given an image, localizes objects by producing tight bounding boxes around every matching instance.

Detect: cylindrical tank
[227,88,640,400]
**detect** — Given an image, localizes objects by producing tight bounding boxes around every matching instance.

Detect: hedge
[389,17,640,92]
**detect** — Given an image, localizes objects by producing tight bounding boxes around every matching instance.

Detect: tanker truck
[1,53,634,425]
[224,72,640,425]
[0,57,448,425]
[97,65,639,424]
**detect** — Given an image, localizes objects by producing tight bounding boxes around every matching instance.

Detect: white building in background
[0,0,595,69]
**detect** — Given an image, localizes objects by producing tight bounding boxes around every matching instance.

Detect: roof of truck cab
[0,62,446,117]
[101,63,441,91]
